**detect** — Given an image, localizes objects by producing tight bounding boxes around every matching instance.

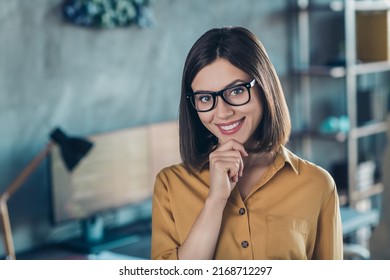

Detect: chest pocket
[266,215,310,260]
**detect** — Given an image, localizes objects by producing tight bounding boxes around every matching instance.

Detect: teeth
[220,120,242,131]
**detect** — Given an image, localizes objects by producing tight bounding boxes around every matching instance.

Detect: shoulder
[156,163,190,181]
[153,163,210,200]
[155,163,205,188]
[153,164,187,196]
[282,147,336,191]
[301,158,335,187]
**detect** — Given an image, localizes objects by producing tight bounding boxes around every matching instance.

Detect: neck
[243,150,275,170]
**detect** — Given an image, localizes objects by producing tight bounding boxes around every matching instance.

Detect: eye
[197,94,213,103]
[229,86,245,96]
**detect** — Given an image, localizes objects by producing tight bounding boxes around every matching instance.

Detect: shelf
[292,120,387,141]
[297,0,390,12]
[353,60,390,75]
[350,183,384,201]
[355,0,390,11]
[337,182,383,207]
[291,130,348,142]
[292,0,388,210]
[351,121,388,138]
[295,60,390,77]
[294,1,344,12]
[295,66,346,78]
[338,184,384,207]
[340,206,380,237]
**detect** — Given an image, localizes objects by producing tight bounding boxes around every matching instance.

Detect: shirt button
[241,241,249,248]
[239,208,246,215]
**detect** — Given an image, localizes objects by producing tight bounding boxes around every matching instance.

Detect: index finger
[216,139,248,157]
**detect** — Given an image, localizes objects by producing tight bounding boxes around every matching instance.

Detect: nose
[214,96,234,119]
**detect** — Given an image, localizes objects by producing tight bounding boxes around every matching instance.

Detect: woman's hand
[177,139,248,259]
[208,139,248,202]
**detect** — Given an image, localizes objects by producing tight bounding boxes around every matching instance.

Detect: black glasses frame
[186,79,256,112]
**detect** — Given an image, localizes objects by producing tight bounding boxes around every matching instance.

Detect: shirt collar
[275,146,299,175]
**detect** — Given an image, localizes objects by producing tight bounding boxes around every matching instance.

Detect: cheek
[197,112,213,127]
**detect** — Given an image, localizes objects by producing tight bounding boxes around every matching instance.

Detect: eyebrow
[193,79,248,94]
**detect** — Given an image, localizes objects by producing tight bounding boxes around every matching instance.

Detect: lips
[216,117,245,135]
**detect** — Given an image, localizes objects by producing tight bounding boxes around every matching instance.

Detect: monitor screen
[49,121,180,226]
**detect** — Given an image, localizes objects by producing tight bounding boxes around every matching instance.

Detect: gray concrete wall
[0,0,291,256]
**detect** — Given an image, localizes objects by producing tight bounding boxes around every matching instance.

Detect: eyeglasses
[186,79,256,112]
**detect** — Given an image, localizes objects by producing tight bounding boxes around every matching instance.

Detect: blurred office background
[0,0,389,259]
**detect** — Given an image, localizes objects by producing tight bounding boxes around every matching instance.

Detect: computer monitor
[49,121,180,253]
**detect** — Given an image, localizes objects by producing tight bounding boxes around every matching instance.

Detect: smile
[216,117,245,135]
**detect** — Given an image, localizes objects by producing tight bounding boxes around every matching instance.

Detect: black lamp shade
[50,128,94,171]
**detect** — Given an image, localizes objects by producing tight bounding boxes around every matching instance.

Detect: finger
[212,160,237,177]
[211,150,244,178]
[211,150,243,159]
[230,172,239,183]
[217,139,248,157]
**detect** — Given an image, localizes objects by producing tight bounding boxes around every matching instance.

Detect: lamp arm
[3,142,53,199]
[0,199,15,260]
[0,141,53,260]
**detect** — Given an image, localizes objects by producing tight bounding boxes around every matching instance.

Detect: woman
[151,26,343,260]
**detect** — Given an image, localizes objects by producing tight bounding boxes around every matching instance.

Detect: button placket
[237,206,250,250]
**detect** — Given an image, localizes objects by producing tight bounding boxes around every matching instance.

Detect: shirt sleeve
[151,171,180,260]
[312,184,344,260]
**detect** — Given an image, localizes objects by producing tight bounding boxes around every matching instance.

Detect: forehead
[191,58,250,92]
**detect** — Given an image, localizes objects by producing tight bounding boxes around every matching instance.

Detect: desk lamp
[0,128,93,260]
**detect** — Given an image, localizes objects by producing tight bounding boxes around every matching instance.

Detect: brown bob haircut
[179,26,291,173]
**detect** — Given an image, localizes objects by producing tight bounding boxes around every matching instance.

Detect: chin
[217,134,249,145]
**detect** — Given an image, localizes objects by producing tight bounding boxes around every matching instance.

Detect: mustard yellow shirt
[151,146,343,260]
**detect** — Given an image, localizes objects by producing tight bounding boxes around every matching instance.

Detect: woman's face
[191,58,263,146]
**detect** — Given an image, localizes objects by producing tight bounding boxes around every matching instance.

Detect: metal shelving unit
[291,0,389,209]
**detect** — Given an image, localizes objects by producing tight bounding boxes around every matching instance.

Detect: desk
[15,208,378,260]
[340,206,380,237]
[340,206,380,259]
[17,234,151,260]
[16,218,152,260]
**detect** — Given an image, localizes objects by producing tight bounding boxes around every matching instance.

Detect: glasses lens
[189,81,253,112]
[191,93,214,112]
[223,85,250,105]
